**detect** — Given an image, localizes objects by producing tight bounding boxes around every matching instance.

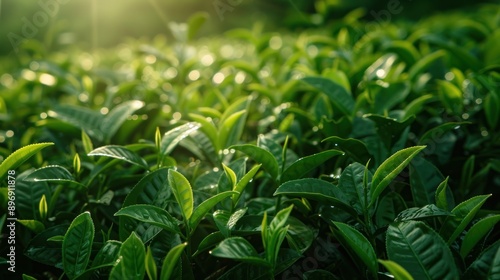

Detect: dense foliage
[1,4,500,280]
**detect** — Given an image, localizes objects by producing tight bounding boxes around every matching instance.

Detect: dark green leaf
[439,194,491,245]
[322,136,372,165]
[231,144,279,180]
[210,237,270,267]
[281,150,344,183]
[461,215,500,258]
[332,222,378,277]
[109,232,146,280]
[302,76,355,117]
[387,221,459,280]
[274,178,357,217]
[63,212,95,279]
[189,191,236,233]
[395,204,452,222]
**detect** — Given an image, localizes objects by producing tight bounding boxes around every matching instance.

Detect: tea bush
[1,5,499,280]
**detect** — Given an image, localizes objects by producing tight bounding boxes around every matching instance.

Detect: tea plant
[1,4,499,280]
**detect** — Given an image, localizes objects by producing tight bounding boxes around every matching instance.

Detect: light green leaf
[17,219,45,234]
[48,105,104,141]
[332,222,378,277]
[439,194,491,245]
[302,76,355,117]
[0,143,54,182]
[210,237,270,267]
[461,215,500,258]
[110,232,145,280]
[101,100,144,141]
[408,50,446,81]
[168,169,194,221]
[218,110,247,150]
[187,11,209,41]
[189,191,236,233]
[159,122,201,159]
[231,144,279,180]
[88,145,148,169]
[160,242,187,280]
[222,163,237,187]
[281,150,344,183]
[378,259,414,280]
[370,146,426,206]
[63,212,95,279]
[387,221,459,280]
[145,246,157,280]
[233,164,261,205]
[115,205,180,234]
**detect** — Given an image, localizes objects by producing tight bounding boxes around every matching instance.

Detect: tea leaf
[378,260,414,280]
[88,145,148,169]
[281,150,344,183]
[63,212,95,279]
[461,215,500,258]
[0,142,54,181]
[160,242,187,280]
[115,205,181,234]
[109,232,145,280]
[168,169,194,222]
[210,237,270,267]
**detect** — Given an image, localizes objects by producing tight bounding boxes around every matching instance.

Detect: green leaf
[337,162,372,215]
[189,191,236,233]
[322,136,372,165]
[370,146,426,206]
[410,157,448,207]
[302,76,355,117]
[218,110,247,150]
[378,260,414,280]
[365,114,414,150]
[194,231,225,256]
[88,145,148,169]
[484,91,500,129]
[22,275,37,280]
[375,192,407,227]
[168,169,194,221]
[25,165,83,186]
[418,122,470,145]
[0,143,54,181]
[222,163,237,187]
[110,232,145,280]
[145,247,157,280]
[332,222,378,277]
[231,144,279,180]
[435,177,451,211]
[159,122,201,159]
[464,241,500,279]
[91,240,122,267]
[210,237,270,267]
[187,11,208,41]
[48,105,104,141]
[408,50,446,81]
[274,178,357,217]
[115,205,180,234]
[25,224,67,269]
[439,194,491,245]
[383,40,420,65]
[437,80,463,114]
[387,221,459,280]
[369,81,411,115]
[403,94,434,120]
[81,130,94,156]
[281,150,344,183]
[63,212,95,279]
[395,204,452,222]
[233,164,261,205]
[285,217,314,254]
[101,100,144,141]
[461,215,500,258]
[17,219,45,233]
[160,242,187,280]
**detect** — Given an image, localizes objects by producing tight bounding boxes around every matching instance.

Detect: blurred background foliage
[0,0,495,57]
